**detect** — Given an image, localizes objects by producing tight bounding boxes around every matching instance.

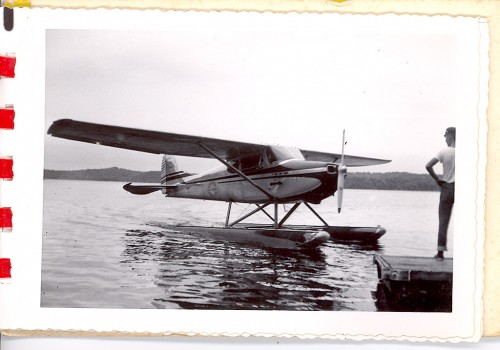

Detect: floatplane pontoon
[48,119,390,250]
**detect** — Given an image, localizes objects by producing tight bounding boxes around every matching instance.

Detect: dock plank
[373,254,453,311]
[375,255,452,280]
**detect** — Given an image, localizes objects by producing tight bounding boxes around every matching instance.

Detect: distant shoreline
[44,168,439,192]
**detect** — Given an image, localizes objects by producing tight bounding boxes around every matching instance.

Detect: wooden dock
[373,254,453,311]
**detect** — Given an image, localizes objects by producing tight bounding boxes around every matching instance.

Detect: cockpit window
[227,153,262,173]
[240,154,261,170]
[227,146,303,174]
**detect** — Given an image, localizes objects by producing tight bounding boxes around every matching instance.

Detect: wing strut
[198,143,275,200]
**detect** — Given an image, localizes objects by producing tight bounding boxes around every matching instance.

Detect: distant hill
[44,168,439,191]
[346,172,438,191]
[44,167,161,183]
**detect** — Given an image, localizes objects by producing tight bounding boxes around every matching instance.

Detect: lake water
[41,180,453,310]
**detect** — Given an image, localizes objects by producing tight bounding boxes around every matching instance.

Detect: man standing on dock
[425,127,455,260]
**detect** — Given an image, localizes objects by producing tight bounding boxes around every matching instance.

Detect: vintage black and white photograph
[39,10,483,324]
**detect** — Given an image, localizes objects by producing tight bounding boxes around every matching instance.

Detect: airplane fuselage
[165,159,339,204]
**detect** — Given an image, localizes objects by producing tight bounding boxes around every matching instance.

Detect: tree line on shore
[44,167,439,192]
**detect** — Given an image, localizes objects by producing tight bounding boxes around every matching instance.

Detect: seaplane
[48,119,391,250]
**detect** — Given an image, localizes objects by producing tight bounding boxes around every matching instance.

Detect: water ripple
[41,180,452,310]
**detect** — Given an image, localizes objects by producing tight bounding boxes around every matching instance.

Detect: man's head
[445,127,456,146]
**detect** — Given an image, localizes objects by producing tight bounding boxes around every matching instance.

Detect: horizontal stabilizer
[123,182,176,195]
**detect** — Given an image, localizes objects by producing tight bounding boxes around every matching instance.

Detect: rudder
[161,155,186,194]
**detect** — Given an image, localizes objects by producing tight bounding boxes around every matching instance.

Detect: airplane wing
[48,119,391,166]
[300,150,391,167]
[48,119,266,160]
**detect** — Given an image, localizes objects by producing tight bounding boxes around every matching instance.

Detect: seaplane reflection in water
[48,119,391,250]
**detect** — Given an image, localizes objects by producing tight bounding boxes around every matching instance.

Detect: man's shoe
[434,254,444,261]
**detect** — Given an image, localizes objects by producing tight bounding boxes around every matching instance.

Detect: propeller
[337,129,347,213]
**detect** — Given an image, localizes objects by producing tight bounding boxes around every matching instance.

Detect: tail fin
[161,155,187,194]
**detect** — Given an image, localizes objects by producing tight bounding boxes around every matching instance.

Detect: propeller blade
[337,129,346,213]
[340,129,345,165]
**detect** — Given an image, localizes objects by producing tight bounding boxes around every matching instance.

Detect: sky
[43,12,479,174]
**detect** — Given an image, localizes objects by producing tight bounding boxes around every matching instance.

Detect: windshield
[267,145,304,162]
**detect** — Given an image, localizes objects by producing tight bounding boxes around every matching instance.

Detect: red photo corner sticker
[0,107,15,129]
[0,55,16,78]
[0,158,13,179]
[0,258,12,279]
[0,207,12,230]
